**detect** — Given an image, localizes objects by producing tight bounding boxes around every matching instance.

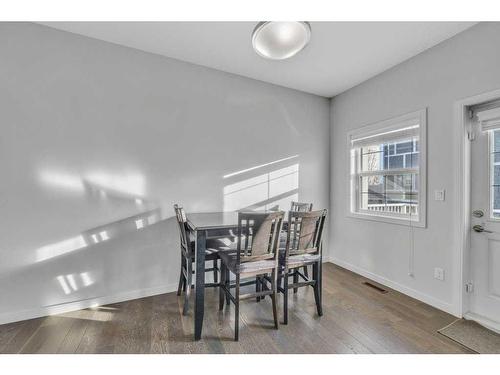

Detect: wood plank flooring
[0,263,473,354]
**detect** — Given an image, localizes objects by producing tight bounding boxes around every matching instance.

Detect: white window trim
[346,109,427,228]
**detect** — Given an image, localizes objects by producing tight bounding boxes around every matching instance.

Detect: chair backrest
[290,201,313,212]
[285,209,327,258]
[236,211,284,265]
[173,204,191,255]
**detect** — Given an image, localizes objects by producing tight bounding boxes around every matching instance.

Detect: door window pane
[490,130,500,218]
[493,186,500,218]
[494,130,500,152]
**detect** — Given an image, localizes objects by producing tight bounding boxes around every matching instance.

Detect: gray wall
[0,23,330,323]
[330,22,500,314]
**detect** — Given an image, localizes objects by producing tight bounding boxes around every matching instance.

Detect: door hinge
[467,131,476,141]
[468,109,475,120]
[465,282,474,293]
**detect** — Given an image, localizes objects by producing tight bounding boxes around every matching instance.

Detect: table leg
[194,229,206,340]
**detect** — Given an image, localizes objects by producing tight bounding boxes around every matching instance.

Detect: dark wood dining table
[186,212,241,340]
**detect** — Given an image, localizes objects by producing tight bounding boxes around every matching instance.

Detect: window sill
[347,211,426,228]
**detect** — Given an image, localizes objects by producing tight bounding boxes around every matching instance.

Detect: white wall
[0,23,330,323]
[329,22,500,315]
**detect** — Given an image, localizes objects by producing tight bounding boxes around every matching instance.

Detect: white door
[469,105,500,331]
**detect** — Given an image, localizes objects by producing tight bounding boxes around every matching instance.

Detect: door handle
[472,224,493,233]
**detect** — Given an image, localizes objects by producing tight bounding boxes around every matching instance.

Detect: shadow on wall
[35,208,162,263]
[223,155,300,211]
[33,167,162,263]
[0,166,183,319]
[0,213,179,317]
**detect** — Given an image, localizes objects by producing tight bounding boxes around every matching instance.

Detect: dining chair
[174,204,229,315]
[290,201,313,212]
[289,201,313,289]
[218,211,284,341]
[280,209,327,324]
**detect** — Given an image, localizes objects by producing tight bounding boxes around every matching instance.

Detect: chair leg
[260,276,268,300]
[256,276,261,302]
[225,267,231,305]
[293,269,299,294]
[303,265,309,279]
[312,262,323,316]
[271,270,279,329]
[283,268,289,325]
[213,259,218,284]
[234,273,240,341]
[177,256,185,296]
[182,258,187,292]
[219,262,225,311]
[183,258,193,315]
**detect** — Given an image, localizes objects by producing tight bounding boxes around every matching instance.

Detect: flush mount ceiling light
[252,21,311,60]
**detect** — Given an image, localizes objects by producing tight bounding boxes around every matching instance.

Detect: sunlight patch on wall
[56,272,95,295]
[91,230,110,244]
[223,155,298,179]
[38,168,146,199]
[36,235,88,263]
[223,162,299,211]
[135,219,145,229]
[80,272,94,287]
[38,171,85,193]
[56,275,72,295]
[135,213,160,230]
[85,172,145,197]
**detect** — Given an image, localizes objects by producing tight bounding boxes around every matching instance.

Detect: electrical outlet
[434,267,445,281]
[434,189,445,201]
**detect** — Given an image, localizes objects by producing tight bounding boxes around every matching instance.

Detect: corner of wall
[327,96,334,261]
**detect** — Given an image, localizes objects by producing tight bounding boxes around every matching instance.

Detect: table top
[187,212,240,230]
[187,210,286,230]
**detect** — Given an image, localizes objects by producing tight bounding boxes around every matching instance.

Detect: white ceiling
[40,22,476,97]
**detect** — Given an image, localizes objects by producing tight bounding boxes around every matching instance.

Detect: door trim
[455,88,500,318]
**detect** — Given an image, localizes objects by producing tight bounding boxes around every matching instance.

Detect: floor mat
[438,319,500,354]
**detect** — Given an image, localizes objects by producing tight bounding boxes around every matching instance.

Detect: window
[348,109,427,227]
[490,130,500,218]
[475,103,500,219]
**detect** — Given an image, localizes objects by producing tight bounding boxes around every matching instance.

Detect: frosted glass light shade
[252,22,311,60]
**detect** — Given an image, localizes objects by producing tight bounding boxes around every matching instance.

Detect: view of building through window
[359,137,419,217]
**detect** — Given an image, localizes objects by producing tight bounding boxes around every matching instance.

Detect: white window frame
[346,109,427,227]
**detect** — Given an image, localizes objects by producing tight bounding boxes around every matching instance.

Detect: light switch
[434,189,445,201]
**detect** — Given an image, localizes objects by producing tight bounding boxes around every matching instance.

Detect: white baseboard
[464,312,500,334]
[0,283,178,325]
[329,257,458,316]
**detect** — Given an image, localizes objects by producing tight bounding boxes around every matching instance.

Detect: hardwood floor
[0,263,473,354]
